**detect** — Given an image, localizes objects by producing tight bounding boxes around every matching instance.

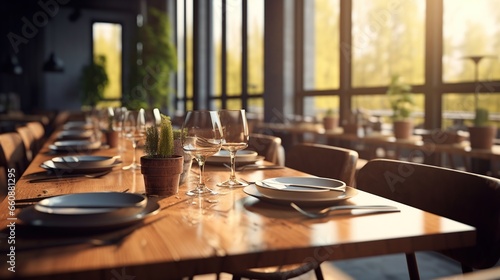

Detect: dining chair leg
[405,253,420,280]
[314,265,324,280]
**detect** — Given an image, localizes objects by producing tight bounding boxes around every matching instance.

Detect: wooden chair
[247,133,285,166]
[228,144,358,280]
[285,143,359,186]
[356,159,500,279]
[0,132,29,197]
[16,125,36,162]
[25,121,46,156]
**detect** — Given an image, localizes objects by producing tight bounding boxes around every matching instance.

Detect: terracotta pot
[174,139,192,184]
[323,116,338,131]
[105,130,119,148]
[393,120,413,140]
[468,126,497,149]
[141,155,183,196]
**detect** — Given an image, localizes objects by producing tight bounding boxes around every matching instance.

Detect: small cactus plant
[144,114,174,158]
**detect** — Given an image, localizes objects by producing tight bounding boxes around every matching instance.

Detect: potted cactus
[468,102,497,149]
[141,114,183,196]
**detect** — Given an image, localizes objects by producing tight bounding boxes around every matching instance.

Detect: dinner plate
[34,192,147,217]
[51,155,118,169]
[49,140,101,152]
[206,150,262,164]
[257,177,347,200]
[244,185,357,207]
[57,129,94,140]
[18,199,160,231]
[41,159,121,173]
[62,121,93,130]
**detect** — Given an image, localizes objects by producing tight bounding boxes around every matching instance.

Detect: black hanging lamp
[43,52,64,72]
[43,23,64,72]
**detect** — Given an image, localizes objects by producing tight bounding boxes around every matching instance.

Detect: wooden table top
[0,129,476,279]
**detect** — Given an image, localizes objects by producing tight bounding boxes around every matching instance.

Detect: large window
[351,0,425,87]
[92,22,122,107]
[176,0,264,113]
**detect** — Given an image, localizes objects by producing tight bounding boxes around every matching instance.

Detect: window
[303,0,340,91]
[351,0,425,87]
[92,22,122,107]
[443,0,500,83]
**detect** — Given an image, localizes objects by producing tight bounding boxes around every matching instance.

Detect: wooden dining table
[0,127,476,279]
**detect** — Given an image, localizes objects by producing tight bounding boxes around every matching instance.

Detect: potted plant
[125,7,177,111]
[468,99,497,149]
[80,55,109,108]
[323,108,339,131]
[387,75,414,139]
[104,107,119,148]
[141,114,183,196]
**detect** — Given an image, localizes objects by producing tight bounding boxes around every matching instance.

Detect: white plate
[62,121,93,130]
[41,159,120,173]
[52,155,117,169]
[34,192,147,217]
[49,140,101,152]
[206,150,261,164]
[244,185,357,207]
[18,199,159,231]
[257,177,347,200]
[57,129,93,140]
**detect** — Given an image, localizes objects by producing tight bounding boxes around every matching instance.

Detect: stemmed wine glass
[122,109,146,170]
[181,110,223,196]
[217,109,249,188]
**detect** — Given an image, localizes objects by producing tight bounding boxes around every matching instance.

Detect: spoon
[290,202,400,218]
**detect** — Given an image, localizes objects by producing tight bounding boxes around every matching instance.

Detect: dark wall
[0,0,139,113]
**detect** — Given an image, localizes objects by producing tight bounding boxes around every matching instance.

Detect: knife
[262,181,346,192]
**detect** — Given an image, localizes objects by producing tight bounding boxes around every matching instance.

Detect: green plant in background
[80,55,109,107]
[144,114,174,158]
[125,7,177,111]
[386,74,414,121]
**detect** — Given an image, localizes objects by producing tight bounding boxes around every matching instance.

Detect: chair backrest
[285,143,358,186]
[16,125,36,162]
[247,133,285,166]
[356,159,500,269]
[0,132,28,197]
[25,121,45,155]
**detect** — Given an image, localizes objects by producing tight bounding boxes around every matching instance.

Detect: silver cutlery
[223,163,284,171]
[262,181,346,193]
[28,170,111,183]
[290,202,400,218]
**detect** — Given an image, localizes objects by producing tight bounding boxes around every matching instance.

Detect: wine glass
[122,109,146,170]
[181,110,223,196]
[217,109,249,188]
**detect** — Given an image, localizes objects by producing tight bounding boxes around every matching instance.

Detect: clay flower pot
[141,155,183,196]
[393,120,413,140]
[468,126,497,149]
[105,130,119,148]
[323,116,338,131]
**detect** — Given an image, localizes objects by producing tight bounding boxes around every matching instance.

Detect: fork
[290,202,400,218]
